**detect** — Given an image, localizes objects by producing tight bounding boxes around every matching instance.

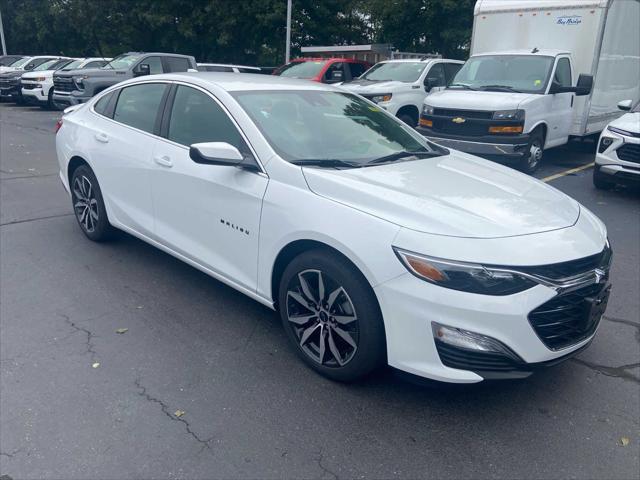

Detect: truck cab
[52,52,197,108]
[418,50,593,173]
[341,58,463,127]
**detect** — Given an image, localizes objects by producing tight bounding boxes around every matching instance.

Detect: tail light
[54,118,63,134]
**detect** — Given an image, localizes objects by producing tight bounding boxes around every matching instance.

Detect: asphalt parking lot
[1,103,638,480]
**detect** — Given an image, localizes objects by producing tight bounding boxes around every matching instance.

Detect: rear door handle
[153,155,173,168]
[94,132,109,143]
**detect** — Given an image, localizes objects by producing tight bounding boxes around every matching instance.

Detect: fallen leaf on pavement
[115,328,128,334]
[620,437,630,446]
[174,410,185,418]
[92,362,100,369]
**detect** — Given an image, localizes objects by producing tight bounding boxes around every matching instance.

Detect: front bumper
[52,91,90,108]
[595,131,640,185]
[0,84,21,100]
[418,127,531,158]
[21,85,48,102]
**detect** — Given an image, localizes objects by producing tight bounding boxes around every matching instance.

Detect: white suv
[340,58,463,127]
[594,100,640,189]
[21,57,110,109]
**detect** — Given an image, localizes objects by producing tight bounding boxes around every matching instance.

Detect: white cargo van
[418,0,640,173]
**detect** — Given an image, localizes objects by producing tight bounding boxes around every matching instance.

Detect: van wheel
[278,249,386,382]
[519,129,544,174]
[70,165,115,241]
[593,166,615,190]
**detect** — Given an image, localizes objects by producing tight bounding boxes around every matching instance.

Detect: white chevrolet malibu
[55,73,612,383]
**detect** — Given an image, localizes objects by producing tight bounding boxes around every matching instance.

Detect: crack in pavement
[602,315,640,330]
[0,212,73,227]
[134,377,213,451]
[0,119,55,134]
[571,358,640,384]
[58,313,98,363]
[0,172,59,181]
[315,448,339,480]
[0,447,24,458]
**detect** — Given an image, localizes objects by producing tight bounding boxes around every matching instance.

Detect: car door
[546,56,574,146]
[151,84,268,291]
[88,82,169,237]
[423,63,447,94]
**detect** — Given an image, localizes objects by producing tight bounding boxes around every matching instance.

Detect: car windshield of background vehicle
[8,57,32,68]
[102,54,143,70]
[361,62,427,82]
[233,90,441,166]
[32,59,59,71]
[61,59,83,70]
[277,61,326,79]
[451,55,554,94]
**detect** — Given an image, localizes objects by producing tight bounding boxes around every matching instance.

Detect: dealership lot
[1,104,638,479]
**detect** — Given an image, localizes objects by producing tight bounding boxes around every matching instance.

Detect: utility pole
[285,0,292,63]
[0,6,7,55]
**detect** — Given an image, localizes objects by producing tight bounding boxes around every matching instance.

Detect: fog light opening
[431,322,521,360]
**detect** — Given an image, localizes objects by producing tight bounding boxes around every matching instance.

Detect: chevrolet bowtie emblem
[452,117,466,123]
[594,268,606,284]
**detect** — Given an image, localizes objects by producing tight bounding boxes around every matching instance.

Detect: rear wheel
[278,249,386,382]
[518,128,544,174]
[593,166,615,190]
[70,165,115,241]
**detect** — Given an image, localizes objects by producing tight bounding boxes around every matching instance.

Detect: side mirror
[575,73,593,96]
[327,70,343,83]
[617,99,633,111]
[424,78,438,92]
[135,63,151,77]
[189,142,259,172]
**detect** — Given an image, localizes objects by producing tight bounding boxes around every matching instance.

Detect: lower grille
[528,282,610,350]
[617,143,640,164]
[435,340,522,372]
[433,108,493,119]
[21,83,38,90]
[432,119,489,136]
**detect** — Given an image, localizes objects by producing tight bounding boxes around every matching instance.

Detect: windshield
[277,61,326,79]
[361,62,427,82]
[232,90,439,165]
[102,54,142,70]
[8,57,32,68]
[61,59,83,70]
[451,55,554,93]
[33,59,58,71]
[633,102,640,113]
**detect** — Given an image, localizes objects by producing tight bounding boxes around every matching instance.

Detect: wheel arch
[528,122,548,148]
[396,104,420,125]
[67,155,91,186]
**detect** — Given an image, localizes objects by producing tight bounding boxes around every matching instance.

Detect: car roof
[290,57,367,64]
[472,49,569,57]
[116,72,341,92]
[198,63,261,70]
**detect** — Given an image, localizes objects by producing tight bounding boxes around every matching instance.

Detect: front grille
[528,282,609,350]
[516,246,612,280]
[0,78,16,87]
[53,76,76,93]
[431,118,489,136]
[21,83,38,90]
[617,144,640,164]
[435,340,522,372]
[433,108,493,119]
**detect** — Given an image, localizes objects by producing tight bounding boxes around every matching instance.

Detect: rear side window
[554,58,572,87]
[444,63,462,84]
[113,83,167,134]
[165,57,191,72]
[202,65,234,72]
[94,91,114,116]
[348,62,367,78]
[167,85,245,150]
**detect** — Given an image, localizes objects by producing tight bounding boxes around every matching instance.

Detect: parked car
[0,56,62,103]
[21,57,111,109]
[198,63,261,73]
[55,73,611,383]
[0,55,26,67]
[594,99,640,189]
[418,0,640,173]
[341,58,463,127]
[274,57,370,84]
[52,51,197,108]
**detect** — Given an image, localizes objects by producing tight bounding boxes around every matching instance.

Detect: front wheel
[278,249,386,382]
[70,165,115,241]
[518,129,544,174]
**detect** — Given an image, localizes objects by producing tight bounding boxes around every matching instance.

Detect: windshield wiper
[479,85,522,93]
[447,83,477,90]
[366,150,443,166]
[290,159,362,169]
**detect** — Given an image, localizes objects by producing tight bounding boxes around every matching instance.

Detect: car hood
[342,79,411,93]
[55,68,125,78]
[302,152,580,238]
[21,70,56,79]
[608,112,640,134]
[426,89,538,111]
[0,71,23,79]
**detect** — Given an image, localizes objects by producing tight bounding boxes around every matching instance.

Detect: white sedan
[55,73,611,383]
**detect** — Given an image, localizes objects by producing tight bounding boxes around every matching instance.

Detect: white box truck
[417,0,640,173]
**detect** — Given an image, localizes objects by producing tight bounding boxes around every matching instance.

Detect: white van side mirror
[617,99,633,111]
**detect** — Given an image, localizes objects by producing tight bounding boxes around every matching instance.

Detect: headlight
[422,104,434,115]
[74,75,88,84]
[492,109,525,121]
[598,136,614,153]
[607,125,635,137]
[393,248,536,296]
[371,93,392,103]
[34,76,47,82]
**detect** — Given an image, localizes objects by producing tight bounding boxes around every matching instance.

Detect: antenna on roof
[532,47,539,54]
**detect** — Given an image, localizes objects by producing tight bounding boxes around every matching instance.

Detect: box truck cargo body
[418,0,640,173]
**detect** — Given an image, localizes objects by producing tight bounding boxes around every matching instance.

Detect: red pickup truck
[274,57,371,84]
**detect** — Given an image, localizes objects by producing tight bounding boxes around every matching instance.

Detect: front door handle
[153,155,173,168]
[94,132,109,143]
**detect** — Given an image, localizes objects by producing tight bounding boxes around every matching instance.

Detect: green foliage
[0,0,474,65]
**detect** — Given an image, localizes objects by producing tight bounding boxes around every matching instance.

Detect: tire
[518,128,544,174]
[70,165,115,241]
[278,249,386,382]
[42,89,54,110]
[593,166,615,190]
[398,113,417,128]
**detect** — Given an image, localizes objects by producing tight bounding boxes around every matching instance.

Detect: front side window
[61,60,82,70]
[165,57,190,73]
[424,64,446,87]
[32,59,59,71]
[324,62,345,83]
[102,54,143,70]
[233,90,437,165]
[139,57,163,74]
[554,58,572,87]
[277,61,326,79]
[362,62,427,83]
[451,55,554,93]
[167,85,245,150]
[113,83,167,134]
